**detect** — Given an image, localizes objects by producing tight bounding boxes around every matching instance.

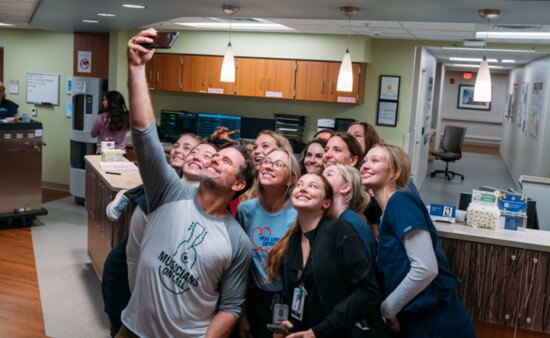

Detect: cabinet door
[182,55,209,93]
[145,54,157,89]
[295,61,327,102]
[263,59,296,99]
[236,58,264,97]
[154,54,183,92]
[517,250,550,333]
[325,62,363,104]
[207,56,235,95]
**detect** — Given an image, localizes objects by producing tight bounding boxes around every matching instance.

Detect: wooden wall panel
[73,33,109,78]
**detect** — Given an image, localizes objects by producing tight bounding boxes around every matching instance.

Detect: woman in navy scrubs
[361,143,475,337]
[0,81,19,118]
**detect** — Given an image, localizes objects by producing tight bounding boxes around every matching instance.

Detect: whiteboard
[26,72,60,106]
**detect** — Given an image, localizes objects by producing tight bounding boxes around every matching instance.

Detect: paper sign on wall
[77,51,92,73]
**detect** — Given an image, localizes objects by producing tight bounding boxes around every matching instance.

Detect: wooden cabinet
[182,55,235,95]
[295,60,366,104]
[146,54,367,104]
[146,53,183,92]
[440,238,550,334]
[85,156,141,278]
[236,58,296,99]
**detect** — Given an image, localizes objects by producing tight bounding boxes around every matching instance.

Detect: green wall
[1,29,74,186]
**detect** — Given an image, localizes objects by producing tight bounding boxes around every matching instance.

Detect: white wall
[438,71,508,147]
[501,56,550,180]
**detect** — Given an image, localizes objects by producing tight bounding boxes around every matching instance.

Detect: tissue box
[101,149,125,162]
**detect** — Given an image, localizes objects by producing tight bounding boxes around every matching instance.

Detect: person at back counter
[0,81,19,119]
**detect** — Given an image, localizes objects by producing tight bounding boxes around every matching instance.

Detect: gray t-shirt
[121,121,251,338]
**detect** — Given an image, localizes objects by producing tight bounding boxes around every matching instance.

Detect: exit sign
[463,72,473,80]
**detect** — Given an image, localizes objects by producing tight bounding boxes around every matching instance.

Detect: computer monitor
[239,117,276,141]
[159,110,197,142]
[196,113,241,141]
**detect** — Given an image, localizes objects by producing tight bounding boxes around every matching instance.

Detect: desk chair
[430,125,466,181]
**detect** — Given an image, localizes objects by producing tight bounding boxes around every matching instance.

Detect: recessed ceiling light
[97,13,117,17]
[0,22,15,27]
[476,31,550,39]
[122,4,146,9]
[82,20,99,24]
[177,22,293,31]
[448,63,504,69]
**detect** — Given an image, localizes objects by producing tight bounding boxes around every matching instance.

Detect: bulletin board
[26,72,60,106]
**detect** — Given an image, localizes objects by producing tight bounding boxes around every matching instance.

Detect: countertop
[435,221,550,252]
[84,155,142,191]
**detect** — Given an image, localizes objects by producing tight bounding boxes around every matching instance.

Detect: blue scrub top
[377,190,461,317]
[0,98,19,118]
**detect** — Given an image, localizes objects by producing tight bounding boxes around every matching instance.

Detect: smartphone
[267,323,289,335]
[140,32,179,49]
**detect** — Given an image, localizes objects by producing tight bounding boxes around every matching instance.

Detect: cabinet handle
[526,317,532,324]
[209,74,213,86]
[148,70,152,82]
[259,78,263,90]
[329,81,333,94]
[320,80,324,94]
[267,78,271,90]
[533,258,538,264]
[511,255,516,261]
[156,72,159,83]
[504,314,510,320]
[201,74,205,86]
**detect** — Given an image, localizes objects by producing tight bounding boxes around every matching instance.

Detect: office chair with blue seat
[430,125,467,181]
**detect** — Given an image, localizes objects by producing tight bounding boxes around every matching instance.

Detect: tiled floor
[32,197,110,338]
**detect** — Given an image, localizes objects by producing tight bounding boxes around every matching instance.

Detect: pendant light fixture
[220,5,240,83]
[474,9,500,102]
[337,6,359,92]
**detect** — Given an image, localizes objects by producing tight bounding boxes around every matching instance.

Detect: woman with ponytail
[266,173,390,338]
[235,148,300,338]
[91,90,130,153]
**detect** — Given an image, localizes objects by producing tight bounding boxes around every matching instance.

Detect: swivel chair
[430,125,467,181]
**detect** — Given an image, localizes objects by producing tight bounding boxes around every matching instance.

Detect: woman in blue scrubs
[360,143,475,337]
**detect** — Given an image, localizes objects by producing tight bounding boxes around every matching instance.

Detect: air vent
[493,25,543,31]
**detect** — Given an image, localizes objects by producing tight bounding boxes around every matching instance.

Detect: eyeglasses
[262,159,287,170]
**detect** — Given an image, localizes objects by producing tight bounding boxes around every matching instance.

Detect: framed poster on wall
[379,75,401,101]
[376,100,398,126]
[457,85,491,111]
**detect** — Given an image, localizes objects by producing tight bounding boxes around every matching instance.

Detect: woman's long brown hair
[265,174,333,282]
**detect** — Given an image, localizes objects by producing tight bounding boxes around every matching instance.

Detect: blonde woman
[322,163,376,268]
[236,148,300,338]
[361,144,474,337]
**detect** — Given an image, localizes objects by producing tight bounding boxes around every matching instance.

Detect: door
[410,68,429,188]
[207,56,235,95]
[154,54,182,92]
[295,61,327,101]
[236,58,263,97]
[325,62,362,103]
[263,59,296,99]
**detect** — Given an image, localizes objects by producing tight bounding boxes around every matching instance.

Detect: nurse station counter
[84,155,550,335]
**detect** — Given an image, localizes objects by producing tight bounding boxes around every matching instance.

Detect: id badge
[272,303,289,324]
[291,285,307,321]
